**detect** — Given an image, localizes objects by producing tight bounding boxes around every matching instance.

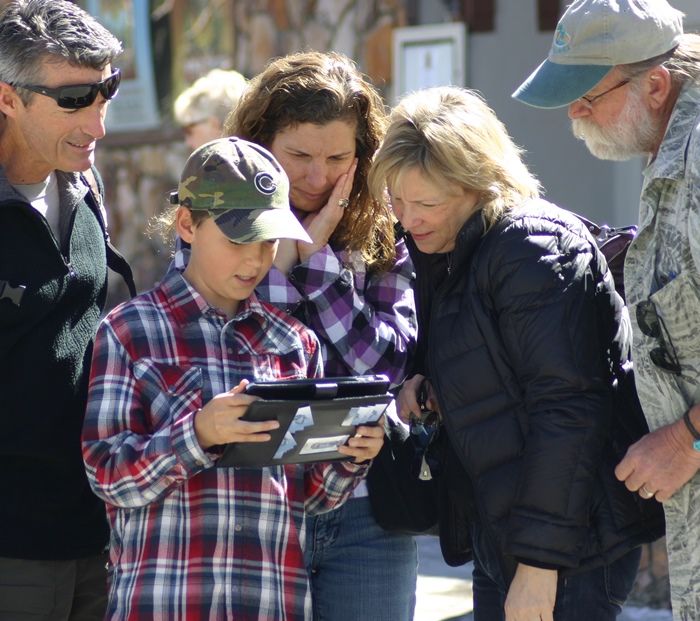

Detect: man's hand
[194,380,280,449]
[615,404,700,502]
[504,563,557,621]
[337,415,385,463]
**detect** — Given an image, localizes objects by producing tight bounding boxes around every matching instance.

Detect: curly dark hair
[224,50,395,273]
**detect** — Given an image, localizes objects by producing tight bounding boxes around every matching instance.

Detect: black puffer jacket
[409,199,663,580]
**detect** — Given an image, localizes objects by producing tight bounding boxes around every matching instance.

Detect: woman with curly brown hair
[229,49,417,621]
[175,51,418,620]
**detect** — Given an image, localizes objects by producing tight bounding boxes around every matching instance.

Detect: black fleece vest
[0,182,110,559]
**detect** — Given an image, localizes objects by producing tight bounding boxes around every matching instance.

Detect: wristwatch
[682,408,700,452]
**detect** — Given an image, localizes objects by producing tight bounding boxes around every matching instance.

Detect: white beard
[571,87,660,161]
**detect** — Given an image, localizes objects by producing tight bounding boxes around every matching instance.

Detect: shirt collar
[645,82,700,181]
[158,267,269,327]
[0,167,86,207]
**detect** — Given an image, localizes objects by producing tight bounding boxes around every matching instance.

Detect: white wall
[415,0,700,227]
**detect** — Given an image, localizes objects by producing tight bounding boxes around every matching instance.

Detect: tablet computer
[216,375,393,468]
[243,374,391,400]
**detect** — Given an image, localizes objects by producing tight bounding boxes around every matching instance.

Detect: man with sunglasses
[0,1,126,619]
[513,0,700,617]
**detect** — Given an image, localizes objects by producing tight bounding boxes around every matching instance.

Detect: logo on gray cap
[255,172,277,195]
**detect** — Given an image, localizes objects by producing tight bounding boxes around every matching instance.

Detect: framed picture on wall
[86,0,160,131]
[167,0,237,105]
[392,22,467,104]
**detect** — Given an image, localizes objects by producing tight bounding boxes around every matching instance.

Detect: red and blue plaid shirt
[83,269,368,620]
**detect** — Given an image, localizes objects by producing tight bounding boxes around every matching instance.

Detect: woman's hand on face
[396,374,425,424]
[337,414,385,463]
[194,380,280,449]
[297,159,357,263]
[504,563,557,621]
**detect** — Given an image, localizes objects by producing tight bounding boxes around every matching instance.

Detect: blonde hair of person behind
[368,86,541,233]
[224,50,395,273]
[174,68,247,127]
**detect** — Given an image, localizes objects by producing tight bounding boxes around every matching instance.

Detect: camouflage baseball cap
[172,137,311,244]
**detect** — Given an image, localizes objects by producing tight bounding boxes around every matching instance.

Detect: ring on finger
[639,485,654,499]
[338,198,349,209]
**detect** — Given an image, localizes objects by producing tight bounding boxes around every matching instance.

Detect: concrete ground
[415,536,673,621]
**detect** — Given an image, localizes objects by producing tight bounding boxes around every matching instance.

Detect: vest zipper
[22,199,76,281]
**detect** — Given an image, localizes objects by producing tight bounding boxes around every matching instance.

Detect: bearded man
[513,1,700,619]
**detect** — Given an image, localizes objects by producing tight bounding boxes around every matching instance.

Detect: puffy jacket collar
[451,210,487,273]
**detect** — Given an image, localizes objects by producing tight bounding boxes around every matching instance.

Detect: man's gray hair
[620,34,700,86]
[0,0,122,103]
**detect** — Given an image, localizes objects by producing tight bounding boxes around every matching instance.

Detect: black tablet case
[217,375,393,467]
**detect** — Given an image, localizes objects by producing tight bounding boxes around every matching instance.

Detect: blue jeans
[305,496,417,621]
[472,546,642,621]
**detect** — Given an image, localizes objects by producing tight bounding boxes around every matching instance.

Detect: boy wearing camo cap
[81,137,384,620]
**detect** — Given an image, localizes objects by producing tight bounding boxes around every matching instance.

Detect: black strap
[80,169,137,298]
[574,212,637,244]
[683,408,700,441]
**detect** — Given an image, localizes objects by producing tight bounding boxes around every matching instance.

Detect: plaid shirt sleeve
[304,459,369,516]
[257,238,417,383]
[82,320,214,509]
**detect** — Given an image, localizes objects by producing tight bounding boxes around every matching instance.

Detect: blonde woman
[369,86,663,621]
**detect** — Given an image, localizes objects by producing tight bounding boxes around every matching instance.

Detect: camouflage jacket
[625,81,700,620]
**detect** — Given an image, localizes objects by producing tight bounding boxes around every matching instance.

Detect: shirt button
[234,524,243,532]
[226,347,233,355]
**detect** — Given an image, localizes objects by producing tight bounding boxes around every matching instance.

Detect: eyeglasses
[11,69,121,110]
[578,78,630,109]
[636,299,681,375]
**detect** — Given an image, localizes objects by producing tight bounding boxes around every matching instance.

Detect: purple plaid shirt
[83,268,368,620]
[174,238,416,383]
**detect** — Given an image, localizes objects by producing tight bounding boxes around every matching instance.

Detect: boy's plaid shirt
[83,269,368,620]
[175,237,417,383]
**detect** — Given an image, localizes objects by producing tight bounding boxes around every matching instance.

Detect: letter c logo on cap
[255,172,277,195]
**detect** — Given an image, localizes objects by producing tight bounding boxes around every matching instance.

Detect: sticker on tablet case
[341,403,387,427]
[299,435,351,455]
[289,405,314,433]
[273,431,298,460]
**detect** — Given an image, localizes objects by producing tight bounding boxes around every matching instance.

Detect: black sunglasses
[12,68,121,110]
[636,299,681,375]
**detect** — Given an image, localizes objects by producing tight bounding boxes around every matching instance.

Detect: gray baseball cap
[172,137,311,244]
[512,0,684,109]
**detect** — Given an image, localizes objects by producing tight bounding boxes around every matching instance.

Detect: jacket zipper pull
[418,454,433,481]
